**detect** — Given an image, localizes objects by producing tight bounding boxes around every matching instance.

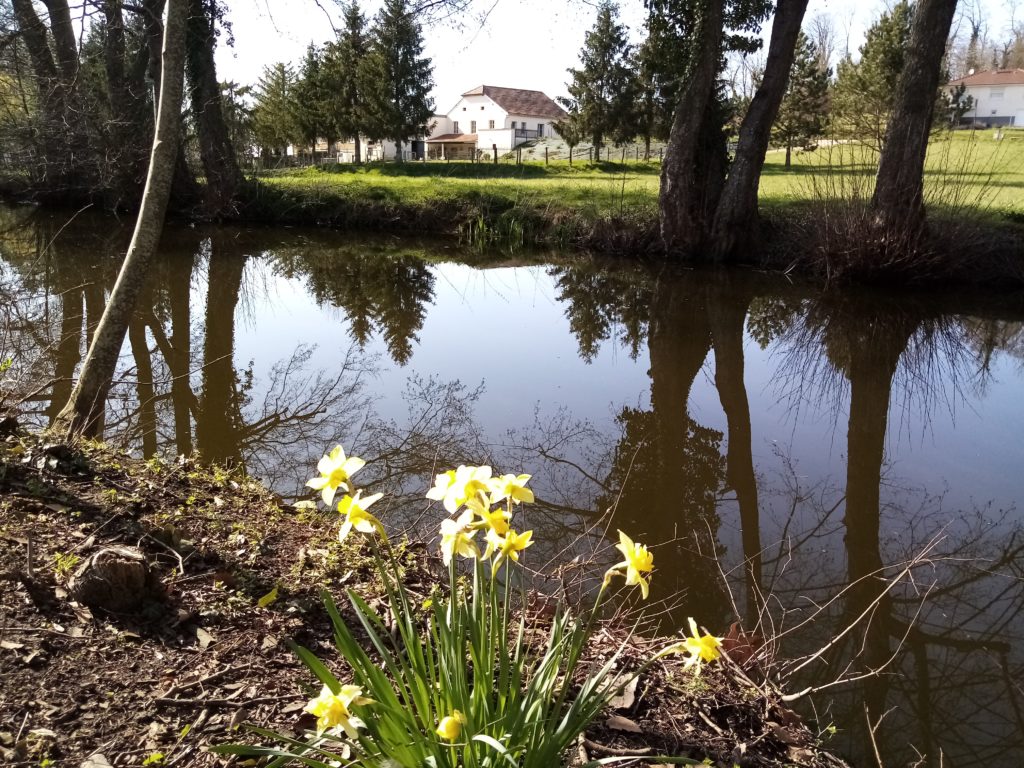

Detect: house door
[1015,110,1024,128]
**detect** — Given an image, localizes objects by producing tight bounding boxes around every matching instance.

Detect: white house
[425,85,568,160]
[948,68,1024,127]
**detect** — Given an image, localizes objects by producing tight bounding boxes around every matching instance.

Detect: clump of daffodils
[258,446,726,768]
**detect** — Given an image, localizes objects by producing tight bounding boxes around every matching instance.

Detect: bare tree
[56,0,188,436]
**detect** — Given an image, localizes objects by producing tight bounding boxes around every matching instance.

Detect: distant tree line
[247,0,434,163]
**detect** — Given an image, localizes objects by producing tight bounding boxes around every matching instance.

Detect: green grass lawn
[256,130,1024,223]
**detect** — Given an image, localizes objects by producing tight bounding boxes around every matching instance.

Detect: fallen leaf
[1,640,24,650]
[257,585,279,608]
[81,753,113,768]
[608,676,638,710]
[605,714,642,734]
[195,627,214,650]
[260,635,278,651]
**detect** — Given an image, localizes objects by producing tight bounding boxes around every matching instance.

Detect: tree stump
[69,546,161,612]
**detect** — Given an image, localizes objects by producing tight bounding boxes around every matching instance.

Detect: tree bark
[709,0,809,261]
[870,0,959,245]
[185,0,244,217]
[55,0,189,437]
[659,0,725,257]
[40,0,78,82]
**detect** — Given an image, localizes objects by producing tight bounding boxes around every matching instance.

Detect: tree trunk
[709,0,809,262]
[55,0,189,437]
[185,0,244,217]
[785,140,791,169]
[128,307,158,457]
[167,249,195,456]
[870,0,958,246]
[40,0,78,81]
[659,0,725,257]
[355,133,362,164]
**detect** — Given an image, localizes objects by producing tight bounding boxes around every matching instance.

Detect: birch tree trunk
[55,0,189,437]
[659,0,725,256]
[870,0,959,246]
[710,0,810,261]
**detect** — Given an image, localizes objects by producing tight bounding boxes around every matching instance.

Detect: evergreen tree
[358,0,434,159]
[831,1,914,152]
[772,32,830,168]
[252,62,299,158]
[323,1,369,162]
[292,44,333,158]
[561,1,636,150]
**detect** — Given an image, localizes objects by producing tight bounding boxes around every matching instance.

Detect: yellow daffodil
[306,445,365,506]
[426,465,492,513]
[487,473,535,505]
[486,528,534,575]
[337,490,385,542]
[466,495,511,535]
[439,510,479,565]
[435,709,467,741]
[656,618,724,673]
[605,530,654,599]
[304,683,373,737]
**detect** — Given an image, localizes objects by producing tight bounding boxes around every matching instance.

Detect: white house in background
[425,85,568,160]
[948,68,1024,127]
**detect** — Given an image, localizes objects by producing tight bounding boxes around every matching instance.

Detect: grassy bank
[239,131,1024,283]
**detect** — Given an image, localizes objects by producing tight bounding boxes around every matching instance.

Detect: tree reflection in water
[1,207,1023,766]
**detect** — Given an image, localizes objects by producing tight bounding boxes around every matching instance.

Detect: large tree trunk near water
[55,0,189,437]
[659,0,725,257]
[710,0,810,261]
[186,0,244,217]
[870,0,958,247]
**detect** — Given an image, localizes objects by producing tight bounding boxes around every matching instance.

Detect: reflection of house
[948,69,1024,127]
[425,85,567,159]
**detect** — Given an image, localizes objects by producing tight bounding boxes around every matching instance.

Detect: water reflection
[1,207,1023,766]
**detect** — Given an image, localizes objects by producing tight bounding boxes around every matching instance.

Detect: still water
[2,206,1023,766]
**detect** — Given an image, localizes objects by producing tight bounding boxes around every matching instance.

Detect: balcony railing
[514,128,540,140]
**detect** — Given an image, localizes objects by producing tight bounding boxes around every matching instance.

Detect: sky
[214,0,1019,107]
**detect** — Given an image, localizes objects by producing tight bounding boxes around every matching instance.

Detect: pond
[2,205,1023,767]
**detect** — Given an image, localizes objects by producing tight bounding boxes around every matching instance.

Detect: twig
[155,694,301,709]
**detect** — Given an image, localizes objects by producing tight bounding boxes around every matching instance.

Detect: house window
[470,120,477,133]
[453,121,460,133]
[481,106,485,110]
[537,123,544,136]
[511,121,517,129]
[488,120,495,129]
[990,88,1005,100]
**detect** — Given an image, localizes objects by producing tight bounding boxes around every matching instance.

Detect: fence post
[545,146,549,166]
[589,146,593,163]
[493,144,498,164]
[659,148,663,162]
[621,146,626,164]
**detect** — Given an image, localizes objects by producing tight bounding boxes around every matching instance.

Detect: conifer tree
[562,1,636,151]
[292,44,332,158]
[358,0,434,159]
[831,1,914,152]
[252,62,300,159]
[324,1,369,162]
[772,32,830,168]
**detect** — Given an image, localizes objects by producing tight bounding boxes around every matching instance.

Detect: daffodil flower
[306,445,366,506]
[337,490,385,542]
[304,683,373,737]
[435,709,467,741]
[466,495,511,535]
[486,528,534,575]
[605,530,654,599]
[426,465,492,513]
[439,510,479,565]
[487,473,535,505]
[656,618,723,673]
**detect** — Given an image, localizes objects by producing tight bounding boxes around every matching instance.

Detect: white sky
[214,0,1018,107]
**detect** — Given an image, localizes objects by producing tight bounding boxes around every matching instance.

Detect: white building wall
[962,84,1024,125]
[475,129,516,154]
[426,114,454,138]
[446,94,509,134]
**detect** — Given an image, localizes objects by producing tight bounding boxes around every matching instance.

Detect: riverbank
[0,425,849,767]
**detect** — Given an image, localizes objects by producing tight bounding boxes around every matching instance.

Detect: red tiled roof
[949,69,1024,87]
[426,133,478,143]
[461,85,567,119]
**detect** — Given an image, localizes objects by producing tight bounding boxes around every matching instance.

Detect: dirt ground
[0,424,848,767]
